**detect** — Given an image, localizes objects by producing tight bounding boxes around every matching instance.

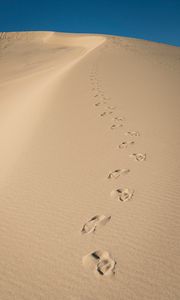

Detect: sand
[0,31,180,300]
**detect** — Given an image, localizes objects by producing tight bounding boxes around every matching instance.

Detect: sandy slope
[0,31,180,300]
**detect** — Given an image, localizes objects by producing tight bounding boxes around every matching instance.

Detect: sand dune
[0,31,180,300]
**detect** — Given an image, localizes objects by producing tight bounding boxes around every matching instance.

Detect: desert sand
[0,31,180,300]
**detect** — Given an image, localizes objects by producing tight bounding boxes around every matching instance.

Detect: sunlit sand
[0,31,180,299]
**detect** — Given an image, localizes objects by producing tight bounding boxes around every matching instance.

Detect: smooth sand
[0,31,180,300]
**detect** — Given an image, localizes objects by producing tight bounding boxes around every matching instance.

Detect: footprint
[125,131,140,137]
[94,102,101,106]
[111,188,134,202]
[111,124,123,130]
[107,169,130,179]
[81,215,111,234]
[108,111,113,115]
[96,256,116,276]
[95,101,107,107]
[82,250,116,277]
[118,141,135,149]
[130,153,147,162]
[107,106,116,110]
[100,112,107,117]
[113,116,125,122]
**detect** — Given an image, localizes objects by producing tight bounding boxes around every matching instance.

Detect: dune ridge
[0,31,180,300]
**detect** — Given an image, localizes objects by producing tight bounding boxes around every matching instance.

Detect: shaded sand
[0,31,180,300]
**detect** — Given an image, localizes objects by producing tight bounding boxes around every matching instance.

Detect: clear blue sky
[0,0,180,46]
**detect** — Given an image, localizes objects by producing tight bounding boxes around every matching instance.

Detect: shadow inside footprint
[100,112,106,117]
[81,215,111,234]
[82,250,116,277]
[107,169,130,179]
[111,188,134,202]
[111,124,123,130]
[94,102,101,106]
[125,131,140,137]
[118,141,135,149]
[113,116,125,122]
[100,110,114,117]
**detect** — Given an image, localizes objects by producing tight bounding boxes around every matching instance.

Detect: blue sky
[0,0,180,46]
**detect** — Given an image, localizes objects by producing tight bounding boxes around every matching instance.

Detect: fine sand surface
[0,31,180,300]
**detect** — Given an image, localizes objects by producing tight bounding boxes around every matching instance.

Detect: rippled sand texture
[0,31,180,300]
